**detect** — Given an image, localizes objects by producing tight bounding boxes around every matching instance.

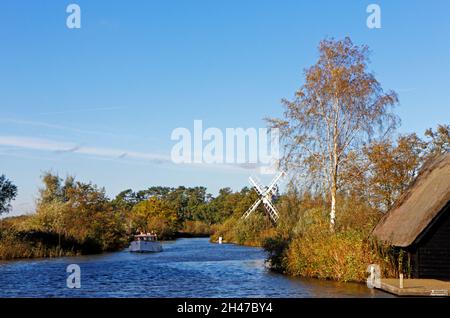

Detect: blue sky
[0,0,449,216]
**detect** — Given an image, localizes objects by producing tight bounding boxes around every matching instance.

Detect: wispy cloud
[0,136,270,173]
[0,135,169,163]
[0,136,74,152]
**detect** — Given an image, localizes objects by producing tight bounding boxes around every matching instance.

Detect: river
[0,237,392,297]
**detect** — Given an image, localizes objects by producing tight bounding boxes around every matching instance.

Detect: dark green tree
[0,175,18,216]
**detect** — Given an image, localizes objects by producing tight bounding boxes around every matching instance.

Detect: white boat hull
[129,240,163,253]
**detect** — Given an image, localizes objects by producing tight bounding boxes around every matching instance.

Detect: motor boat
[129,233,163,253]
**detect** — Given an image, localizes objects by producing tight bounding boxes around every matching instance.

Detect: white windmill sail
[249,177,264,196]
[242,198,262,219]
[262,197,279,222]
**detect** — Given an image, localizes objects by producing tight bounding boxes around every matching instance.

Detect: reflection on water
[0,238,392,298]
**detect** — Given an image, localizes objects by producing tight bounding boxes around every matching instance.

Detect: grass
[0,228,80,260]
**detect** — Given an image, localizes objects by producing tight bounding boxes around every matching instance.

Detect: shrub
[0,228,85,260]
[211,213,275,247]
[180,220,212,236]
[263,236,289,272]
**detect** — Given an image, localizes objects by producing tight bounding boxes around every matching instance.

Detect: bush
[180,220,212,236]
[0,228,86,260]
[210,216,238,243]
[211,213,275,247]
[0,173,130,260]
[285,228,379,282]
[263,236,289,272]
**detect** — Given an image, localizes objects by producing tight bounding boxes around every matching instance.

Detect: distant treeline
[0,172,264,260]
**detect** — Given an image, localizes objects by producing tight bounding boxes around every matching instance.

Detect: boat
[129,233,163,253]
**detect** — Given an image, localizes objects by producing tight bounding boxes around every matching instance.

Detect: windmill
[242,171,285,223]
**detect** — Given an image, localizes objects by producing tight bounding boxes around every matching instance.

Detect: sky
[0,0,449,216]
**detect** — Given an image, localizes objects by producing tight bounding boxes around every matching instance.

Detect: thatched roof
[372,153,450,247]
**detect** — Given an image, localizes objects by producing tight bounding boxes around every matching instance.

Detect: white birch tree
[267,37,398,229]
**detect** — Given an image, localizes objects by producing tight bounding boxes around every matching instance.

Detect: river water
[0,237,391,297]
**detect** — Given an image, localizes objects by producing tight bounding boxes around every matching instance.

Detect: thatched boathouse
[373,153,450,279]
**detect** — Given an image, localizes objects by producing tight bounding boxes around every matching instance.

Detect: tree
[38,173,63,204]
[130,197,179,238]
[342,125,448,213]
[363,133,426,211]
[32,173,127,251]
[424,124,450,159]
[112,189,139,211]
[0,175,18,216]
[267,37,398,229]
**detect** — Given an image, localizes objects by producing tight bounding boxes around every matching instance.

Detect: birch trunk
[330,179,337,229]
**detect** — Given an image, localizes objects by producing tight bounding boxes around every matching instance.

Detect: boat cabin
[135,233,158,241]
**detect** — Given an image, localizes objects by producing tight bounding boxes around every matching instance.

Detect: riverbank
[0,218,211,261]
[212,231,396,283]
[210,194,404,283]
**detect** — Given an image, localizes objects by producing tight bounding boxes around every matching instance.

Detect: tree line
[0,171,265,259]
